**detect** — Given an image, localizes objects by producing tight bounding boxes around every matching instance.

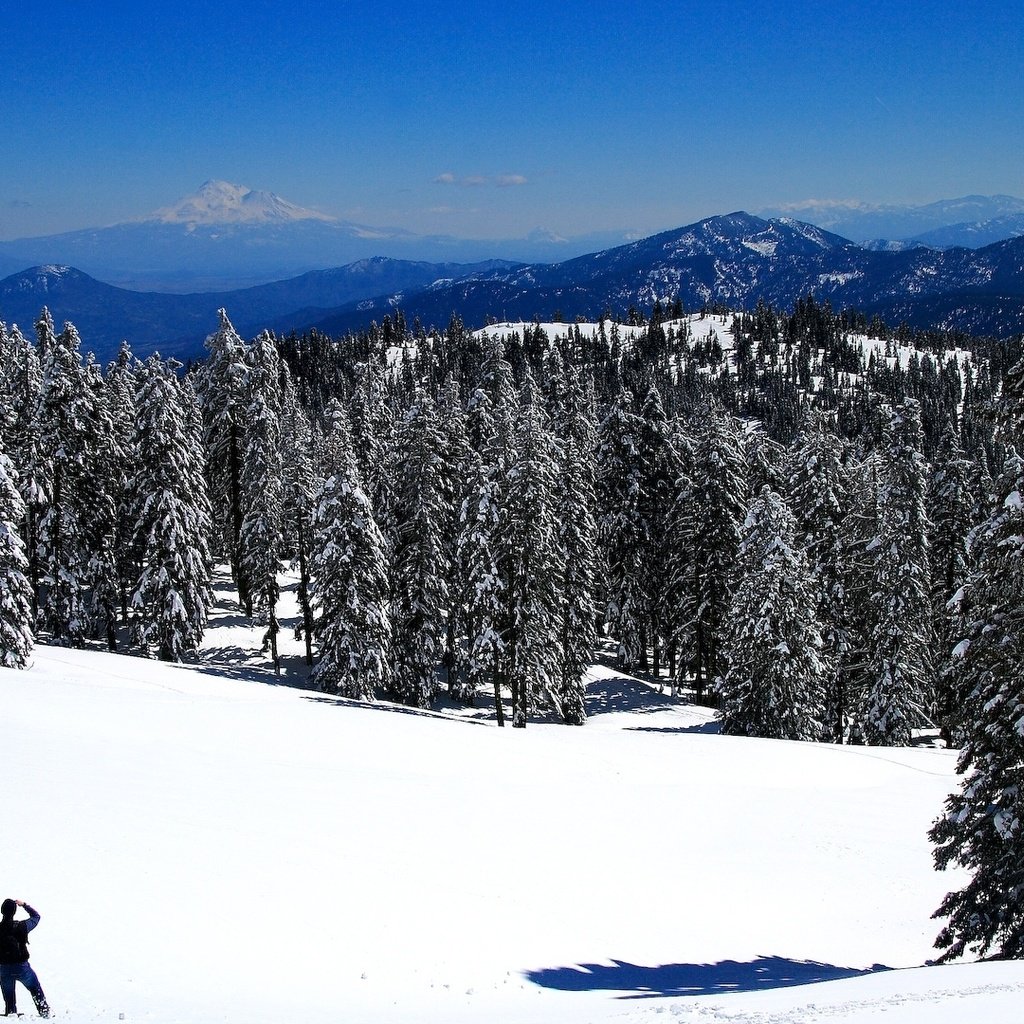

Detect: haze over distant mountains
[4,207,1024,367]
[759,194,1024,249]
[0,180,631,291]
[3,182,1024,296]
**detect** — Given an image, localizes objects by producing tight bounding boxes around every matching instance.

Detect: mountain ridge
[302,213,1024,340]
[0,257,520,363]
[3,211,1023,364]
[4,184,1024,293]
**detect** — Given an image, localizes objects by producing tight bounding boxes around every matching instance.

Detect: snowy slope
[3,572,1023,1023]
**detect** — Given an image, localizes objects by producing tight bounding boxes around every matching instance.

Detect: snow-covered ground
[4,571,1022,1023]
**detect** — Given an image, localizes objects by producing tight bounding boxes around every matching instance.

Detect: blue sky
[2,0,1021,241]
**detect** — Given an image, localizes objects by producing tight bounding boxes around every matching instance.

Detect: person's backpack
[0,920,27,964]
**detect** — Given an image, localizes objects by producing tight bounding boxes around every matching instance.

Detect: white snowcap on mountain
[149,180,337,226]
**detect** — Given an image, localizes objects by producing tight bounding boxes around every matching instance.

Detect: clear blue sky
[2,0,1021,241]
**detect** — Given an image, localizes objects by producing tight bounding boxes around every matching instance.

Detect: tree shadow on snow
[298,692,492,726]
[586,672,718,733]
[191,649,318,688]
[524,956,891,998]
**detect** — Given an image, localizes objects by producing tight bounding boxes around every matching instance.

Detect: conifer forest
[3,296,1024,961]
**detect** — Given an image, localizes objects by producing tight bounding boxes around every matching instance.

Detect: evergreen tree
[595,395,645,669]
[35,318,91,645]
[310,408,392,699]
[104,343,141,628]
[930,351,1024,961]
[636,385,682,676]
[719,487,828,740]
[670,405,748,703]
[387,390,451,708]
[279,363,317,666]
[434,376,472,697]
[349,355,394,515]
[787,412,853,741]
[928,423,975,739]
[130,356,214,662]
[455,341,515,720]
[0,445,34,668]
[79,356,122,650]
[239,332,285,667]
[546,353,598,724]
[196,309,250,610]
[859,400,933,745]
[500,373,562,727]
[0,323,46,611]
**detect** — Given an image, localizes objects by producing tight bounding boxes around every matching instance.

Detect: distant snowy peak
[148,180,337,226]
[760,194,1024,247]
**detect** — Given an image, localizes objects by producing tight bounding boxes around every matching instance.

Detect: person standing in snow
[0,899,50,1018]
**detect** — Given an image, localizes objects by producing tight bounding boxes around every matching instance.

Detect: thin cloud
[434,172,528,188]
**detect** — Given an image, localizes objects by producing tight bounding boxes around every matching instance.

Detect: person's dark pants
[0,962,49,1017]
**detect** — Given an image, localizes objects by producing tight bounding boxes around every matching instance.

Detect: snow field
[2,572,1022,1023]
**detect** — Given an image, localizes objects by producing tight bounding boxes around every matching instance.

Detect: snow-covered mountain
[307,213,1024,339]
[147,179,338,226]
[8,568,1024,1023]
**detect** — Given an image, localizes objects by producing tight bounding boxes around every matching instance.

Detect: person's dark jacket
[0,905,40,965]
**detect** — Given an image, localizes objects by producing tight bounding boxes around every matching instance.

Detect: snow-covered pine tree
[279,362,317,666]
[745,430,787,496]
[786,412,853,741]
[349,355,394,516]
[130,356,214,662]
[195,309,250,611]
[310,406,392,699]
[500,371,562,727]
[0,445,34,668]
[930,350,1024,961]
[0,323,46,609]
[104,342,141,627]
[659,417,697,691]
[35,317,92,645]
[595,393,645,670]
[454,340,516,719]
[636,384,683,676]
[718,486,828,740]
[239,332,285,667]
[318,398,356,480]
[670,404,748,703]
[546,351,598,724]
[859,400,933,746]
[387,390,451,708]
[79,355,122,650]
[927,422,975,740]
[434,375,472,698]
[0,322,16,446]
